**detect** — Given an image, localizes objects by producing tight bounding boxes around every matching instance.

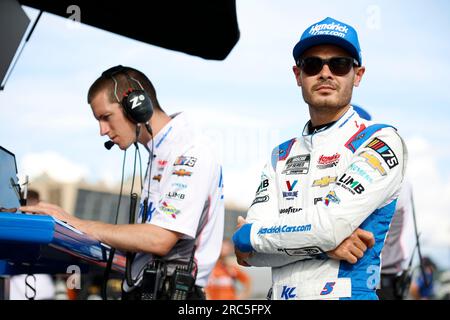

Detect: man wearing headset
[20,66,225,300]
[233,17,408,300]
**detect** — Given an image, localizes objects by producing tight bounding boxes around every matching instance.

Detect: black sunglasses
[297,56,359,76]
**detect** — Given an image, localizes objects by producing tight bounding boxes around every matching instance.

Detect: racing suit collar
[306,120,337,135]
[301,105,357,137]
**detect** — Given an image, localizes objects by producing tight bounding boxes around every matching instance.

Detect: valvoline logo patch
[286,180,298,191]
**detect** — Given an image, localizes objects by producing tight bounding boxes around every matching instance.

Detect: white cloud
[19,152,89,183]
[223,163,265,209]
[404,136,450,247]
[0,76,96,134]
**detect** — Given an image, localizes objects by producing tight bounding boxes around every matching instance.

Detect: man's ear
[354,66,366,87]
[293,65,302,87]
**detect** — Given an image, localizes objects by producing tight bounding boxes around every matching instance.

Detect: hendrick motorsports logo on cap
[293,17,362,66]
[309,21,349,37]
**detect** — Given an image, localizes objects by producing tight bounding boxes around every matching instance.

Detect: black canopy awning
[18,0,240,60]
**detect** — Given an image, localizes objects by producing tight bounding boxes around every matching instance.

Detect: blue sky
[1,0,450,267]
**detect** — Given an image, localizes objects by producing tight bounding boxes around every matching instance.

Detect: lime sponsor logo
[256,178,269,195]
[337,173,365,195]
[166,191,185,200]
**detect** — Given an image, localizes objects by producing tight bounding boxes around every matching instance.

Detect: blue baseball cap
[293,17,362,66]
[352,104,371,120]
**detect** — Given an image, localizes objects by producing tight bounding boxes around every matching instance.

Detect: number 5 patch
[320,282,336,296]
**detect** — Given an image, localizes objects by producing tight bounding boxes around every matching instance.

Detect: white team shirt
[128,112,224,289]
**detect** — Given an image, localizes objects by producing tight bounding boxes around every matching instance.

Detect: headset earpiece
[102,65,154,124]
[122,89,153,123]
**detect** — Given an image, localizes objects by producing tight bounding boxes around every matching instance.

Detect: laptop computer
[0,146,21,210]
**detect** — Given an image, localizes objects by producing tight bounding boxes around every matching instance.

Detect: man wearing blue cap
[233,18,408,300]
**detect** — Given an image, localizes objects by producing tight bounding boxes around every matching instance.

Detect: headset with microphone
[101,65,154,149]
[104,140,115,150]
[99,66,158,297]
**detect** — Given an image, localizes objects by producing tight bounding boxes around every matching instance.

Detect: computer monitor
[0,0,30,90]
[0,146,21,209]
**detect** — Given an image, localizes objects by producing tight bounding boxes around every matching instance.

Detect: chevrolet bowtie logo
[312,176,337,188]
[361,152,386,176]
[172,169,192,177]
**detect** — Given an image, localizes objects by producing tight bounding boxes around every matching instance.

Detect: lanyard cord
[125,144,141,287]
[102,149,127,300]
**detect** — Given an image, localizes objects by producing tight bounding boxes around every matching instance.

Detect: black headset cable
[101,149,127,300]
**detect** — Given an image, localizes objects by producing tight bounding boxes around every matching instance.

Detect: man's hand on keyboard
[20,202,73,224]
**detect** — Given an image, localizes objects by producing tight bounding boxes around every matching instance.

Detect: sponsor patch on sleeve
[173,156,197,167]
[360,152,387,176]
[159,201,179,219]
[251,195,269,206]
[277,246,324,256]
[366,138,399,169]
[336,174,365,195]
[324,191,340,206]
[172,169,192,177]
[255,174,270,195]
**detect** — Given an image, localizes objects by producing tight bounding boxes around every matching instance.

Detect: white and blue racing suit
[233,105,408,300]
